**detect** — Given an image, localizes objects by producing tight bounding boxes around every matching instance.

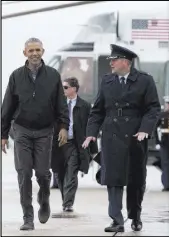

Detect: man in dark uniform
[155,96,169,191]
[1,38,69,230]
[82,44,160,232]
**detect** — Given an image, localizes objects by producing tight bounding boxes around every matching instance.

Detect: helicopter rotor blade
[2,1,106,20]
[2,1,26,5]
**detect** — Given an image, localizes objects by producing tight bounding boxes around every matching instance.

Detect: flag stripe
[131,37,169,39]
[132,31,169,33]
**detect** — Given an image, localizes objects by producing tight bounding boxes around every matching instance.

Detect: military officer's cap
[107,44,138,61]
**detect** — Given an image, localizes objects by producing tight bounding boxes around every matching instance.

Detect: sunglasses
[63,86,71,90]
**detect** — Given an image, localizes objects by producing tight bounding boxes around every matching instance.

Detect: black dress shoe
[38,202,51,224]
[104,222,124,232]
[20,222,34,231]
[131,219,142,231]
[162,188,169,192]
[51,185,58,189]
[64,206,74,212]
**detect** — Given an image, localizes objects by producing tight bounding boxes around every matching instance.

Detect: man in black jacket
[51,77,98,215]
[1,38,69,230]
[82,44,160,233]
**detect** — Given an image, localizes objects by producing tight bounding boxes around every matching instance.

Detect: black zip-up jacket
[1,60,69,139]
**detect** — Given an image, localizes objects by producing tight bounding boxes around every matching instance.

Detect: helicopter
[46,7,169,166]
[47,7,169,104]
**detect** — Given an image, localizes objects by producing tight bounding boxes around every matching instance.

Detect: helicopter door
[98,55,111,83]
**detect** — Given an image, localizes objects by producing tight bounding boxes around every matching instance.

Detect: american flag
[131,19,169,40]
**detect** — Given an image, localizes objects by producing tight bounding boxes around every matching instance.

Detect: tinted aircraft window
[60,57,94,96]
[47,55,61,70]
[74,13,116,42]
[87,13,117,33]
[98,56,111,83]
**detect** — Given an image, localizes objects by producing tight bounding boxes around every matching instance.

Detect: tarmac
[2,142,169,236]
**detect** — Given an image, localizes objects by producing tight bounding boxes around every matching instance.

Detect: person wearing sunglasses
[51,77,98,214]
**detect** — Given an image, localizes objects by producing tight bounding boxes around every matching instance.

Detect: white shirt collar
[67,95,77,103]
[119,72,130,80]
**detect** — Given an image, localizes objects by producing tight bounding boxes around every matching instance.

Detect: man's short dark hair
[25,37,43,48]
[64,77,80,92]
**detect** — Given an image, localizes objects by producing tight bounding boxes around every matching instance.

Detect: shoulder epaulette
[139,70,151,76]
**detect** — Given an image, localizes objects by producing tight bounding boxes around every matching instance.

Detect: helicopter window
[60,57,94,95]
[74,14,116,42]
[87,13,117,33]
[47,55,61,70]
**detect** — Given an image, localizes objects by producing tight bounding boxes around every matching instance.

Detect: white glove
[155,144,161,150]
